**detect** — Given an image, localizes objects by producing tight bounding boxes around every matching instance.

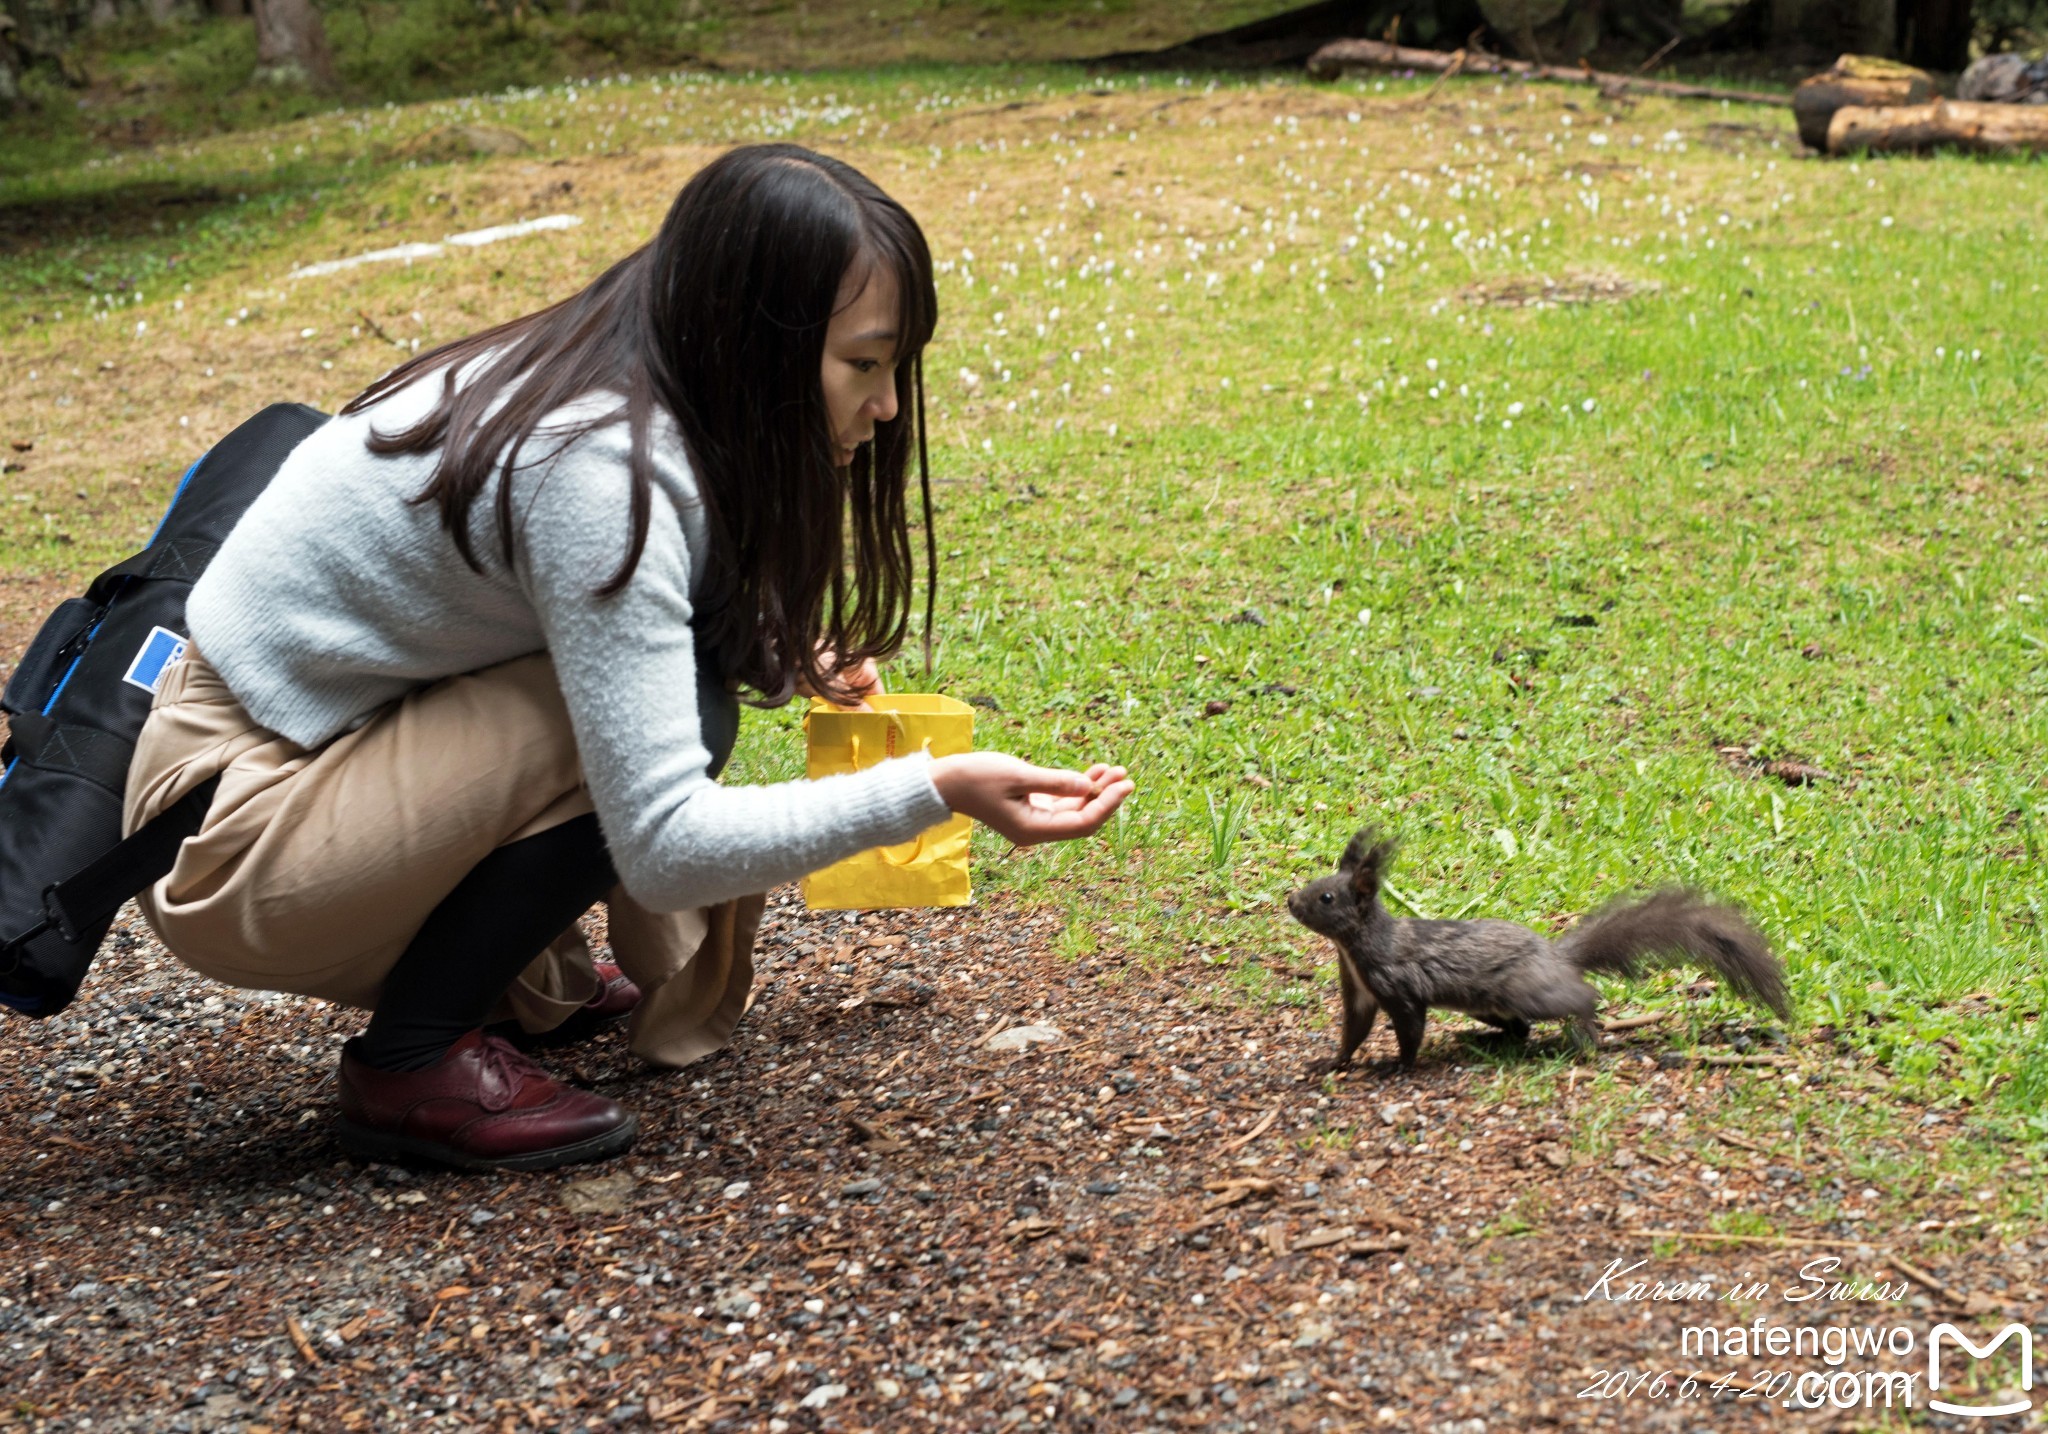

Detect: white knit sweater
[186,371,950,913]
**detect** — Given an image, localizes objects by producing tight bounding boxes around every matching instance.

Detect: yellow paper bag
[801,694,974,910]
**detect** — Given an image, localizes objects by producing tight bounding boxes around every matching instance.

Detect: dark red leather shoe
[337,1029,637,1172]
[583,961,642,1021]
[498,960,642,1051]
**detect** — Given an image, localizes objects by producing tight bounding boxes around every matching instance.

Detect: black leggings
[353,814,619,1072]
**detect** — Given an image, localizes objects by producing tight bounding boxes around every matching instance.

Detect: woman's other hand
[929,755,1133,846]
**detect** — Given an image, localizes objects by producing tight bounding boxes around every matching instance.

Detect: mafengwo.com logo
[1927,1323,2033,1418]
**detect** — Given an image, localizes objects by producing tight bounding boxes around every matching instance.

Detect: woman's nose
[868,382,900,424]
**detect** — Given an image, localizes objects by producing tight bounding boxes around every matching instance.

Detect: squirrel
[1285,828,1790,1072]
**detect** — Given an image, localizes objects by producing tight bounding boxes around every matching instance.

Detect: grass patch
[3,62,2046,1162]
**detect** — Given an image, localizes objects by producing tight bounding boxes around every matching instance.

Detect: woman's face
[820,262,903,468]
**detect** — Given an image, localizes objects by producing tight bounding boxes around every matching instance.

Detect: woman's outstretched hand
[929,755,1133,847]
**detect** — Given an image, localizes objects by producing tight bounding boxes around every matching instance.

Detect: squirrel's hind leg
[1557,983,1602,1055]
[1564,1013,1602,1055]
[1517,976,1602,1056]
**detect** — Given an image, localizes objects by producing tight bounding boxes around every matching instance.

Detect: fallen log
[1828,97,2048,155]
[1305,37,1789,107]
[1792,55,1933,151]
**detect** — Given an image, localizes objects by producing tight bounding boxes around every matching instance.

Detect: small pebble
[1085,1180,1122,1196]
[841,1178,881,1198]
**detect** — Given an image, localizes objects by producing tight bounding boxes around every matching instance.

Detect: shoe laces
[476,1032,552,1112]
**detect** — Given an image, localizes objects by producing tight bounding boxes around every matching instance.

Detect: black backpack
[0,404,328,1018]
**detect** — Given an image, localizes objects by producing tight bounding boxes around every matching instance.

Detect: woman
[121,143,1133,1172]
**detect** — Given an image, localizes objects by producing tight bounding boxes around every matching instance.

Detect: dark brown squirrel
[1285,828,1791,1072]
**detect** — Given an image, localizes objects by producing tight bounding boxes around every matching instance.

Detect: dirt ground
[2,878,2043,1433]
[0,359,2040,1432]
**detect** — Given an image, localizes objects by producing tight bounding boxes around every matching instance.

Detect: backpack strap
[6,711,134,796]
[84,538,222,602]
[0,776,220,960]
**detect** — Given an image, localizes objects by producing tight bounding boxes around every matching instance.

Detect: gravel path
[2,891,2040,1431]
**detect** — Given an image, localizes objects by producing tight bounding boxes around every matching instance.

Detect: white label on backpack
[122,627,189,695]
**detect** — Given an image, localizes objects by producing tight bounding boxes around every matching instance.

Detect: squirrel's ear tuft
[1340,828,1399,891]
[1338,827,1395,873]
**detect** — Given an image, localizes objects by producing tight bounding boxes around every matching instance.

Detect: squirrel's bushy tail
[1557,889,1790,1019]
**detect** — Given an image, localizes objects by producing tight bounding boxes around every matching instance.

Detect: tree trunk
[251,0,332,88]
[1896,0,1971,72]
[0,16,22,110]
[1792,54,1931,149]
[1477,0,1600,64]
[10,0,101,55]
[1771,0,1896,58]
[1829,97,2048,153]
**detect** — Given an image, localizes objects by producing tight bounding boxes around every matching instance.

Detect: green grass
[4,60,2047,1183]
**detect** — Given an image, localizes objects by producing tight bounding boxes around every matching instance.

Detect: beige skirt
[121,649,764,1069]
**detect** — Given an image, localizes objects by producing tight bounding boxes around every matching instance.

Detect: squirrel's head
[1286,827,1398,944]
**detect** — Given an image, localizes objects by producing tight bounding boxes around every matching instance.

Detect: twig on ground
[1882,1254,1967,1305]
[1410,48,1467,107]
[1307,38,1789,107]
[1626,1228,1870,1248]
[1218,1109,1277,1154]
[1601,1012,1671,1033]
[356,308,400,346]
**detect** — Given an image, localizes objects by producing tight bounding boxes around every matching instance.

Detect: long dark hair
[339,143,939,704]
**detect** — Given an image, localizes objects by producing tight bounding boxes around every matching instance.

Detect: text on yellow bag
[801,695,974,910]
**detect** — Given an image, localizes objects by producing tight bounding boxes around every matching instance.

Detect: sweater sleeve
[506,426,953,912]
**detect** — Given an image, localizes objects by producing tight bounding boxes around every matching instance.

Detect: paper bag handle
[874,828,940,868]
[848,729,933,767]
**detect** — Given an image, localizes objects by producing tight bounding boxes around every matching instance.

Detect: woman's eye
[854,360,879,373]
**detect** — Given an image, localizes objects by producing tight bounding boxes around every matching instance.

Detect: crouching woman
[120,143,1133,1172]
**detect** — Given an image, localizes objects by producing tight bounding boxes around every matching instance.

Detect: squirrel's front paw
[1302,1054,1352,1082]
